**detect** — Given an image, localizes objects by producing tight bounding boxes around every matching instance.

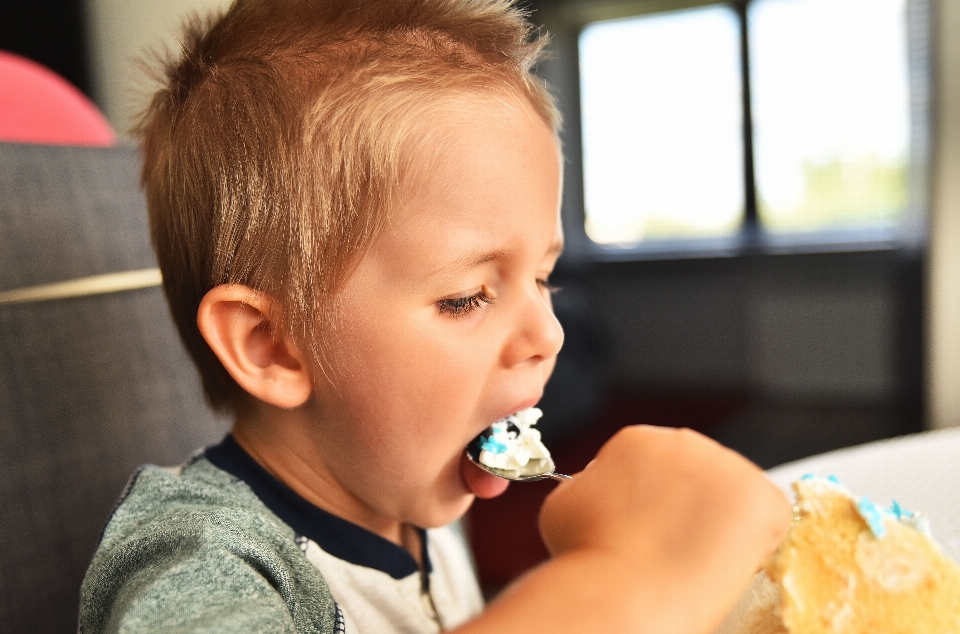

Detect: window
[544,0,928,257]
[580,6,744,244]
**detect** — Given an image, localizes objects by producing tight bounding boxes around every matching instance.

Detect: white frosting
[797,475,932,539]
[477,407,551,477]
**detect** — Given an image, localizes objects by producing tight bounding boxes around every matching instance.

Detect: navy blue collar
[206,435,430,580]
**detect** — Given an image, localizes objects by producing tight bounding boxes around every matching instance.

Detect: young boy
[80,0,790,632]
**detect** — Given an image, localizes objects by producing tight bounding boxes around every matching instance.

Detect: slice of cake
[718,476,960,634]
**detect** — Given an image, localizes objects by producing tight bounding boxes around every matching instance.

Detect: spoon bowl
[465,433,571,482]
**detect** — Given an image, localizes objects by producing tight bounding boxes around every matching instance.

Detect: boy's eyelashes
[437,290,494,318]
[537,279,561,295]
[436,280,559,318]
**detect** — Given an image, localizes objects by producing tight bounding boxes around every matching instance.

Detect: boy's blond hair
[136,0,559,414]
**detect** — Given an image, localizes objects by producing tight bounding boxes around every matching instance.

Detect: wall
[84,0,232,138]
[927,0,960,429]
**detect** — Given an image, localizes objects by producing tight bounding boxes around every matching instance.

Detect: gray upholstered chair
[0,142,227,633]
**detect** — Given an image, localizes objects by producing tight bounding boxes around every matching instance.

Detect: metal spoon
[465,425,571,482]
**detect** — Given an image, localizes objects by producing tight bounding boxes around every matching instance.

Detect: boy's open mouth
[460,407,551,498]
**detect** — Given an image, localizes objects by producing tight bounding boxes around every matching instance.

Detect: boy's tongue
[461,451,510,499]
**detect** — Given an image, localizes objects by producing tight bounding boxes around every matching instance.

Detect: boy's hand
[538,425,791,632]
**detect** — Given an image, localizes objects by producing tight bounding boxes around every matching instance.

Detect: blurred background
[2,0,960,621]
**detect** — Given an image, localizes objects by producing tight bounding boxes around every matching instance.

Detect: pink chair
[0,51,116,146]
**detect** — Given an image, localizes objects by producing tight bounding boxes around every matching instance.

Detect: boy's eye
[437,290,494,318]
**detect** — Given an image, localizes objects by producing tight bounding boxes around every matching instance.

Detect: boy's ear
[197,284,313,409]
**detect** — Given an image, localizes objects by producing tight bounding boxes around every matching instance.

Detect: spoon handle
[544,472,572,482]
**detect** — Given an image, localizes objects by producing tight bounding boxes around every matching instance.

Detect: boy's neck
[231,413,423,569]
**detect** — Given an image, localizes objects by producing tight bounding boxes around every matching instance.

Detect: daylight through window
[578,0,912,247]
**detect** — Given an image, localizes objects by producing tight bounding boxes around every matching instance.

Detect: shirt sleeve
[80,486,341,634]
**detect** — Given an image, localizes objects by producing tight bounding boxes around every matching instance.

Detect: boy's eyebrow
[429,248,511,278]
[432,239,565,278]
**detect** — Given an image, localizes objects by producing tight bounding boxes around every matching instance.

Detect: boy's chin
[405,458,509,529]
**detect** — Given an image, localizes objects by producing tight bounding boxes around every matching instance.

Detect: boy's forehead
[397,112,560,213]
[398,90,560,197]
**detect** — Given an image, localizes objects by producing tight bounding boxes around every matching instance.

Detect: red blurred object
[0,51,115,146]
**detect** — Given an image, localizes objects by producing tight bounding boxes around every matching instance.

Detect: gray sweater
[80,457,342,633]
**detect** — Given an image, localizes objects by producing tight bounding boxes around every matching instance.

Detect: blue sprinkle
[827,474,841,485]
[891,500,903,519]
[480,436,507,454]
[858,497,887,538]
[800,473,816,481]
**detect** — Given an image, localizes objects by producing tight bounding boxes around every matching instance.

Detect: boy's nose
[502,286,564,368]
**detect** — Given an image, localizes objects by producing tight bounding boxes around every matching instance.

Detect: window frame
[534,0,932,263]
